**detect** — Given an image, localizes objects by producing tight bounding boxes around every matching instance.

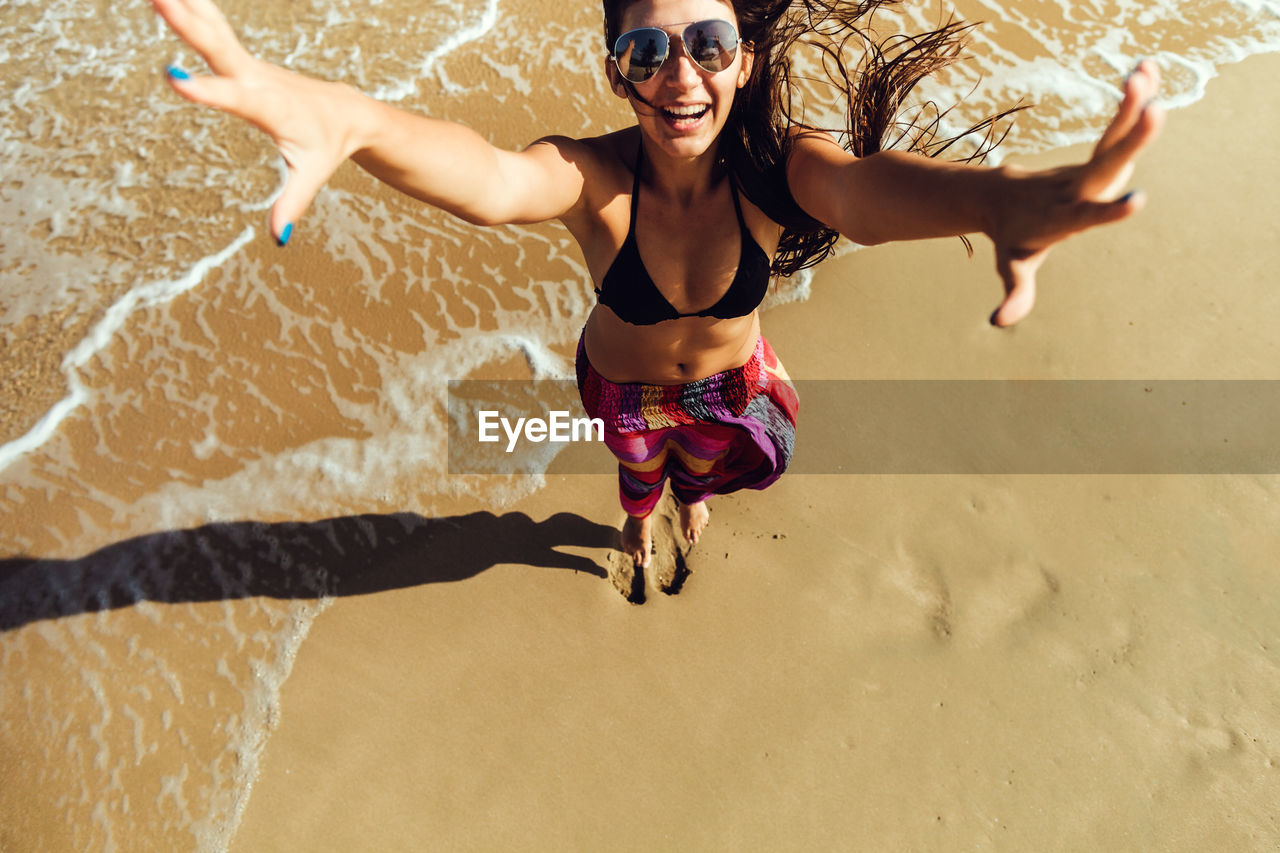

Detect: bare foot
[677,500,710,545]
[620,513,653,568]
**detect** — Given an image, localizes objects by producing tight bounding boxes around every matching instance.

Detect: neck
[639,135,725,204]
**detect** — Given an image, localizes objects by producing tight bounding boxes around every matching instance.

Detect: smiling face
[607,0,753,162]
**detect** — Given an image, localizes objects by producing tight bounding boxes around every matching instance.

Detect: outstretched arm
[787,60,1164,326]
[151,0,587,242]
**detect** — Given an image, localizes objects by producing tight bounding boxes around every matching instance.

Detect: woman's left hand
[986,59,1164,326]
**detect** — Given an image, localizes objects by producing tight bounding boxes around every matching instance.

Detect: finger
[1095,59,1161,153]
[1082,101,1165,199]
[268,158,338,245]
[1085,61,1163,196]
[1129,58,1162,104]
[1076,189,1148,230]
[152,0,246,68]
[992,249,1044,327]
[1034,189,1147,243]
[151,0,253,77]
[164,69,250,115]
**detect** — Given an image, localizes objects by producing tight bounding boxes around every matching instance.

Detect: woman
[152,0,1163,568]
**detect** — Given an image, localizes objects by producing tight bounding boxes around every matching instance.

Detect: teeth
[664,105,708,118]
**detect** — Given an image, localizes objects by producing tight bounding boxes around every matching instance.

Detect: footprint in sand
[651,500,693,595]
[606,497,694,602]
[605,544,645,604]
[840,540,1063,648]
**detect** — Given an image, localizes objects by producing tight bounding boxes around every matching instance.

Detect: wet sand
[224,55,1280,849]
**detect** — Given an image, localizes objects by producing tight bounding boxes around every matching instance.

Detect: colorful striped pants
[576,334,799,518]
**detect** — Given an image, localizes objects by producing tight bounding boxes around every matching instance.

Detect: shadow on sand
[0,511,618,631]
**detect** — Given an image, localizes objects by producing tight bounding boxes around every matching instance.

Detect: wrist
[335,83,380,160]
[978,163,1026,239]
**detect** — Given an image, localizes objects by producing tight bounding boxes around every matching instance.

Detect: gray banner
[447,380,1280,475]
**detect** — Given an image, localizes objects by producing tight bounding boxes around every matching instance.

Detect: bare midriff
[582,305,760,384]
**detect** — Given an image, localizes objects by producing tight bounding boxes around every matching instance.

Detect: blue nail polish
[276,223,293,247]
[1119,190,1139,204]
[166,65,190,81]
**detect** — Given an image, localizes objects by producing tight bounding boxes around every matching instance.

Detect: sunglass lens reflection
[686,22,736,72]
[616,31,668,82]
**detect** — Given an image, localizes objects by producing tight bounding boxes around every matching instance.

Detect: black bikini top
[594,147,771,326]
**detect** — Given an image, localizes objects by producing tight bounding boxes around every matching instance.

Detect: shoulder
[783,128,852,231]
[528,128,640,221]
[525,128,639,183]
[785,128,850,174]
[484,128,638,226]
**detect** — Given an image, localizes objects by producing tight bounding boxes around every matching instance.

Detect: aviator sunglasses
[611,19,741,83]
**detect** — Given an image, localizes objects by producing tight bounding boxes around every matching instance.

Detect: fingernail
[1119,190,1140,204]
[1124,61,1150,88]
[989,309,1002,327]
[166,65,190,81]
[275,222,293,247]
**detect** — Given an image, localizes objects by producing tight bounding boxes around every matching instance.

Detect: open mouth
[662,105,710,125]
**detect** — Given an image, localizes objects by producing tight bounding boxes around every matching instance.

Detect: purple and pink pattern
[577,335,799,518]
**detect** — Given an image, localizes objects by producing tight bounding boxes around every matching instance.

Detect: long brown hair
[602,0,1024,275]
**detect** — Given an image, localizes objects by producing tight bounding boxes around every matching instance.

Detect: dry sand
[225,54,1280,850]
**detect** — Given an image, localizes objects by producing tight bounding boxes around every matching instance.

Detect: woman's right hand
[153,0,362,243]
